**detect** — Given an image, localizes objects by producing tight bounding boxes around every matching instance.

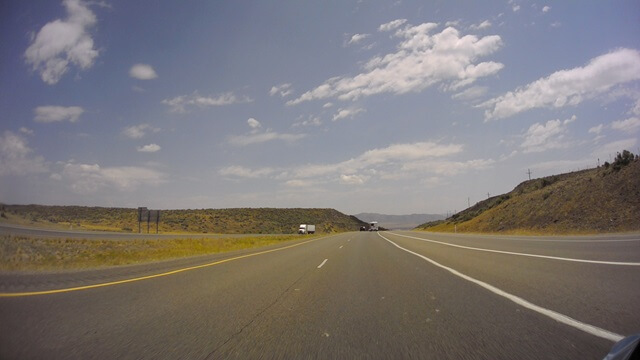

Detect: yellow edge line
[0,235,330,297]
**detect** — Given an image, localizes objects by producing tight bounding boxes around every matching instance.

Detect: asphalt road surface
[1,230,639,359]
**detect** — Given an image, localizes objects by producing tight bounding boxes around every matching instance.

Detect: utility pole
[467,197,470,208]
[527,168,532,180]
[487,192,490,199]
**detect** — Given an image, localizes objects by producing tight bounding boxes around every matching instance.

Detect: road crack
[205,269,310,359]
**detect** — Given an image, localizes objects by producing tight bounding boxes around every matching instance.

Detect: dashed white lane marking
[378,232,624,343]
[317,259,328,269]
[388,232,640,266]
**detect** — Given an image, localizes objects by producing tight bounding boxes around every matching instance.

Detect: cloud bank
[288,22,503,105]
[482,48,640,120]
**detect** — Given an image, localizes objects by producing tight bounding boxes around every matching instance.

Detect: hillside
[417,152,640,234]
[354,213,444,230]
[0,206,367,234]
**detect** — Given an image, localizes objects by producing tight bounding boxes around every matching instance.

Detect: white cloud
[469,20,491,31]
[521,115,576,153]
[247,118,262,131]
[632,98,640,116]
[542,5,551,13]
[137,144,161,153]
[34,105,84,123]
[482,48,640,120]
[221,141,466,187]
[293,116,322,127]
[452,86,488,101]
[269,83,293,97]
[588,124,604,135]
[19,127,34,135]
[288,23,503,105]
[340,174,369,185]
[24,0,99,85]
[611,117,640,133]
[60,162,167,194]
[129,64,158,80]
[512,4,521,12]
[122,124,158,139]
[284,179,315,187]
[229,118,306,146]
[0,131,48,176]
[378,19,407,32]
[347,33,370,46]
[162,91,253,112]
[219,165,274,178]
[220,140,495,191]
[333,107,365,121]
[291,141,464,179]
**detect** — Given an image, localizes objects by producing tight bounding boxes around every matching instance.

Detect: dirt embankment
[417,155,640,234]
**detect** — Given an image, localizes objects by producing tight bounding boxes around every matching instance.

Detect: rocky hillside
[0,205,367,234]
[417,151,640,234]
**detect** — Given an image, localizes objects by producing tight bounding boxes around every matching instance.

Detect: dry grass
[0,234,308,271]
[418,158,640,235]
[0,206,366,234]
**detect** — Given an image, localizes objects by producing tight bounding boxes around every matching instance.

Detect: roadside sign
[138,207,148,222]
[137,208,160,234]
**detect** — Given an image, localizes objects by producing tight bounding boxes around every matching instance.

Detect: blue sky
[1,0,639,215]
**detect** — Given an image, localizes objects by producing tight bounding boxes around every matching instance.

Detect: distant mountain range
[353,213,445,230]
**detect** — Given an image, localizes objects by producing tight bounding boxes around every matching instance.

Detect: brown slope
[417,158,640,234]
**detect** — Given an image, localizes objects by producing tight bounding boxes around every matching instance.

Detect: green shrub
[612,150,635,171]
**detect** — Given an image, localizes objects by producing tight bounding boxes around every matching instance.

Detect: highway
[1,230,639,359]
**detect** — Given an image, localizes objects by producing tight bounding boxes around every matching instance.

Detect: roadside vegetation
[417,150,640,235]
[0,206,366,234]
[0,234,309,271]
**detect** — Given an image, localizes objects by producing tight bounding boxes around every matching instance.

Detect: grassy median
[0,234,310,271]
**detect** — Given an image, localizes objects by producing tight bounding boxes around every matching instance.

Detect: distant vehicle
[369,221,378,231]
[360,226,367,231]
[298,224,315,234]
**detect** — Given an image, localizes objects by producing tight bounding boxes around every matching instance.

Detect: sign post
[149,210,160,234]
[137,207,148,233]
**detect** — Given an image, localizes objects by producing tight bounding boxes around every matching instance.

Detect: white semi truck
[298,224,315,234]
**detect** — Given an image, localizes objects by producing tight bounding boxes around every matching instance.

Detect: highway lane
[384,231,640,336]
[1,231,637,359]
[388,231,640,262]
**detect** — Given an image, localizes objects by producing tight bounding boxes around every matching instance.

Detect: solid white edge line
[388,232,640,266]
[317,259,328,269]
[378,232,624,343]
